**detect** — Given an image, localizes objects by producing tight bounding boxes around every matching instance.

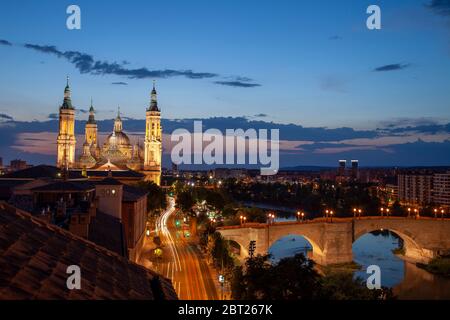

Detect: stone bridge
[216,217,450,265]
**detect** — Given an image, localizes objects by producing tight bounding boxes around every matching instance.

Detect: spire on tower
[61,76,74,109]
[114,106,123,132]
[87,98,96,124]
[149,81,159,111]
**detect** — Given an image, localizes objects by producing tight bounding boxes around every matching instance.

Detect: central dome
[105,131,131,147]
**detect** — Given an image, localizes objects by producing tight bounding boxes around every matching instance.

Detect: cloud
[22,43,220,80]
[0,39,12,46]
[378,117,443,129]
[1,40,260,88]
[426,0,450,16]
[0,113,14,121]
[329,35,343,40]
[111,82,128,85]
[373,63,411,72]
[48,113,58,120]
[254,113,268,118]
[214,81,261,88]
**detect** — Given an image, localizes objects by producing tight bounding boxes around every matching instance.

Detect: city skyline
[1,0,450,167]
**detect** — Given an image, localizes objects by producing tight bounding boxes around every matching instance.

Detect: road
[153,197,219,300]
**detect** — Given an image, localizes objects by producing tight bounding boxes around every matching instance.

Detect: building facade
[433,171,450,207]
[56,78,162,185]
[398,174,433,206]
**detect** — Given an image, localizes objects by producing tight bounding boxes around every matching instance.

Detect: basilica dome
[105,131,131,147]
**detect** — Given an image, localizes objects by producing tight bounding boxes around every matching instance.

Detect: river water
[269,217,450,300]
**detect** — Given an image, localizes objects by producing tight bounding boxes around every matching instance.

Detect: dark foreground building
[0,202,177,300]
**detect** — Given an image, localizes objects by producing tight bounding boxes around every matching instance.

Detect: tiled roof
[31,181,95,193]
[94,177,124,186]
[83,170,144,178]
[2,165,84,180]
[88,211,127,258]
[0,202,177,300]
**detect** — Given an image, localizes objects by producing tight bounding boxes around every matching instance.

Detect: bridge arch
[354,225,429,262]
[268,232,326,265]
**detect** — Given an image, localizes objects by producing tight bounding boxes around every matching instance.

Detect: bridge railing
[216,215,450,230]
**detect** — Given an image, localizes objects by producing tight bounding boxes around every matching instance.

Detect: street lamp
[441,209,445,220]
[358,209,362,218]
[386,208,390,217]
[301,212,305,222]
[325,209,329,219]
[243,216,247,225]
[297,211,301,222]
[380,207,384,217]
[407,208,411,218]
[239,215,243,226]
[414,208,419,219]
[353,208,357,218]
[434,208,438,219]
[329,210,334,223]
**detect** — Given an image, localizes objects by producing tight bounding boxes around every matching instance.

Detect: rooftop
[1,165,84,180]
[0,202,177,300]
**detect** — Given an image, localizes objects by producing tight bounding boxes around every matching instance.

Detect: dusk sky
[1,0,450,167]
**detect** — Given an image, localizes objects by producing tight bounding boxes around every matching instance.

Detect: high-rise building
[398,174,433,206]
[433,171,450,207]
[56,77,76,169]
[351,160,359,180]
[338,160,346,176]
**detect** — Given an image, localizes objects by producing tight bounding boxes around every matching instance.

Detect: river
[268,216,450,300]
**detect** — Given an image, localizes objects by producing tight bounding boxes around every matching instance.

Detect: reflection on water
[353,231,404,287]
[269,230,450,299]
[269,235,312,263]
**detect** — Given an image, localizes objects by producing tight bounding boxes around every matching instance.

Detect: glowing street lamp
[243,216,247,225]
[407,208,411,218]
[386,208,390,217]
[301,212,305,222]
[380,207,384,217]
[414,208,419,219]
[239,215,244,226]
[434,208,438,219]
[441,209,445,220]
[358,209,362,218]
[329,210,334,223]
[353,208,357,218]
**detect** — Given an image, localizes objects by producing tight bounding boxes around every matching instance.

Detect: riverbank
[416,257,450,278]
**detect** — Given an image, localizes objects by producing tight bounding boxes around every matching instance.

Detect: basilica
[56,78,162,185]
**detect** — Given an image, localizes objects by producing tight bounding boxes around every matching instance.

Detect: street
[151,197,219,300]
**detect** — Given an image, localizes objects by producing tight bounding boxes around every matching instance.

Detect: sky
[0,0,450,167]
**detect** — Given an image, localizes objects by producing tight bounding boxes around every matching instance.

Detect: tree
[230,253,395,300]
[318,272,394,300]
[135,181,167,213]
[177,190,194,212]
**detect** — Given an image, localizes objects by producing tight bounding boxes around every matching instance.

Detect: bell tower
[57,77,77,169]
[85,98,100,158]
[143,81,162,185]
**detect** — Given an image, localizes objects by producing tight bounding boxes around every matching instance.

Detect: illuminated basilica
[56,78,162,185]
